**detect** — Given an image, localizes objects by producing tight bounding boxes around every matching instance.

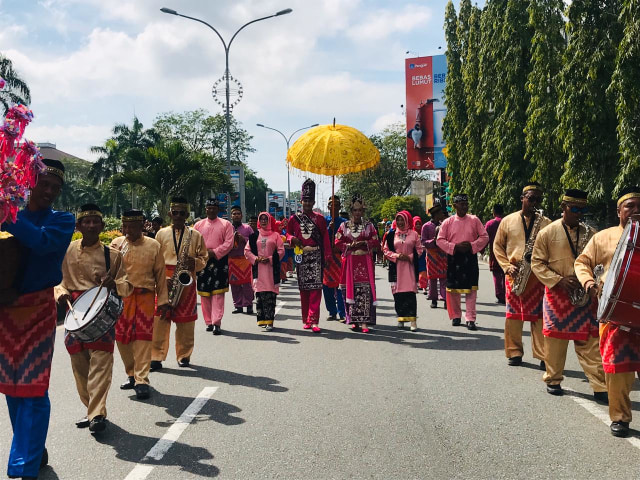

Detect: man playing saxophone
[151,197,208,370]
[531,190,607,401]
[493,182,551,367]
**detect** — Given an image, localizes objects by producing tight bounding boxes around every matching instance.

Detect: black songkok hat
[77,203,103,220]
[562,189,588,205]
[122,209,144,222]
[205,197,219,207]
[428,204,443,215]
[171,196,190,209]
[230,205,242,212]
[42,158,65,182]
[301,178,316,201]
[617,186,640,207]
[452,193,468,204]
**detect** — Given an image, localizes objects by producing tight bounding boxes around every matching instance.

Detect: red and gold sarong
[156,265,197,323]
[506,276,544,322]
[0,288,57,397]
[116,288,155,343]
[542,286,598,341]
[426,248,447,280]
[600,323,640,374]
[323,252,342,289]
[229,256,251,285]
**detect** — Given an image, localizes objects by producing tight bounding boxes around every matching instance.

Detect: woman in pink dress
[335,194,379,333]
[383,210,424,331]
[244,212,285,331]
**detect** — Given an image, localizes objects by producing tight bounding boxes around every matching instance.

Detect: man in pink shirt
[194,198,235,335]
[437,194,489,330]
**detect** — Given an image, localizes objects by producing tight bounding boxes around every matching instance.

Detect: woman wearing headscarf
[413,215,428,293]
[335,194,379,333]
[383,211,424,331]
[244,212,285,331]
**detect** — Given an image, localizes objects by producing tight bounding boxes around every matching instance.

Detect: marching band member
[421,204,448,309]
[575,186,640,438]
[493,183,551,367]
[0,159,74,478]
[229,205,254,315]
[531,190,607,400]
[55,204,132,433]
[436,194,489,330]
[151,198,207,370]
[194,197,234,335]
[287,179,331,332]
[111,210,168,400]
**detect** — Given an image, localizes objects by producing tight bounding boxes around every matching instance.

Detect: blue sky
[1,0,450,204]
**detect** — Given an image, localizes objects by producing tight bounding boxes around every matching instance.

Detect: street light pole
[160,7,292,193]
[256,123,319,216]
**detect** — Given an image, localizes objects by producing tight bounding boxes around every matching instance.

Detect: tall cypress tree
[609,0,640,193]
[557,0,622,220]
[525,0,566,215]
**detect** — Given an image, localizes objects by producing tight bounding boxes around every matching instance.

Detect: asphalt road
[1,263,639,479]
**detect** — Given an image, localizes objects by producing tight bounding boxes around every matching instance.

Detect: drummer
[55,204,132,433]
[575,186,640,438]
[111,210,168,400]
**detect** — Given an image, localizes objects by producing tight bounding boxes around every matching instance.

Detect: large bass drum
[598,220,640,328]
[64,287,123,342]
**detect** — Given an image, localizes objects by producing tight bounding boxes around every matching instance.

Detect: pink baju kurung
[194,216,234,326]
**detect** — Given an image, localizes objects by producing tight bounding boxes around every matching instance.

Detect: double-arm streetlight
[256,123,319,216]
[160,6,292,184]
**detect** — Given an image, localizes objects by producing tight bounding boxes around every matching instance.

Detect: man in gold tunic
[575,186,640,438]
[493,183,551,367]
[531,190,606,401]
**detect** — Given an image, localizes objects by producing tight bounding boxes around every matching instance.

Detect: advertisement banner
[405,54,447,170]
[424,169,442,182]
[266,191,286,220]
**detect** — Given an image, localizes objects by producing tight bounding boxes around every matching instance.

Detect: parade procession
[1,1,640,479]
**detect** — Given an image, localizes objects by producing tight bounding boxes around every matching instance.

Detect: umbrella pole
[331,175,336,242]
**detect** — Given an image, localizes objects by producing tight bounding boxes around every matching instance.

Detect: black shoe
[120,376,135,390]
[610,421,630,438]
[546,384,563,396]
[539,360,546,371]
[89,415,106,433]
[466,321,477,331]
[327,314,337,321]
[508,356,523,366]
[497,299,506,305]
[76,416,90,428]
[232,307,243,314]
[135,384,151,400]
[338,317,346,323]
[430,300,437,309]
[40,447,48,468]
[594,391,609,404]
[206,324,213,332]
[443,300,447,309]
[178,358,190,367]
[213,325,222,335]
[246,306,254,315]
[451,318,461,327]
[150,360,162,372]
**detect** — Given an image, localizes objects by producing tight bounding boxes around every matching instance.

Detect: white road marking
[124,386,218,480]
[565,388,640,449]
[275,301,286,317]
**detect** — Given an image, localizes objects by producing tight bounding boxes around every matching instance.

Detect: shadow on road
[222,328,300,345]
[155,365,288,393]
[94,422,220,477]
[38,466,60,480]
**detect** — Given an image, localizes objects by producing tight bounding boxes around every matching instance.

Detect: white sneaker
[265,325,273,331]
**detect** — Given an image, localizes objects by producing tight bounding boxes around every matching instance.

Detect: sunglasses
[171,211,187,216]
[569,206,588,214]
[525,196,543,203]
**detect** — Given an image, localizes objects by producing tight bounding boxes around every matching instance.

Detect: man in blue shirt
[324,196,347,321]
[0,159,75,479]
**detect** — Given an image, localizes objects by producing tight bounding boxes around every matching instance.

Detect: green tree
[557,0,623,219]
[609,0,640,192]
[378,196,426,222]
[525,0,566,215]
[0,54,30,114]
[244,170,269,217]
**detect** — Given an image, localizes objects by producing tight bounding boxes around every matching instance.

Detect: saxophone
[569,223,596,306]
[168,227,194,308]
[512,210,544,296]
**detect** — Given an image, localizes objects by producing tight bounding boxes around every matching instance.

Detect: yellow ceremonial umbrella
[286,120,380,227]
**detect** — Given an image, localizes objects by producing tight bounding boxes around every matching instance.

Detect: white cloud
[371,112,404,132]
[26,123,112,160]
[347,4,432,42]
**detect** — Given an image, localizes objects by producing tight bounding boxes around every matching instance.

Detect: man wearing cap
[287,179,331,332]
[152,197,207,369]
[324,195,347,321]
[421,204,448,309]
[55,204,133,433]
[493,182,551,367]
[485,204,505,304]
[575,186,640,438]
[228,205,254,315]
[111,210,168,400]
[531,190,607,401]
[0,159,74,478]
[436,194,488,330]
[194,197,234,335]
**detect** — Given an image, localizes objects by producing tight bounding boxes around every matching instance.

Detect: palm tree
[0,55,31,115]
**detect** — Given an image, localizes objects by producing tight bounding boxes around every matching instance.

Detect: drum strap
[103,245,111,272]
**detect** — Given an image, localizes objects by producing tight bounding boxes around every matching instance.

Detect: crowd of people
[0,159,639,479]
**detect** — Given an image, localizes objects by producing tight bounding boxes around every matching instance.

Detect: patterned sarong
[229,256,252,285]
[426,248,447,280]
[542,286,598,341]
[0,288,57,397]
[256,291,277,325]
[65,290,116,354]
[446,251,479,294]
[297,249,323,291]
[600,323,640,374]
[323,252,342,289]
[394,291,417,322]
[342,284,376,325]
[197,257,229,295]
[116,288,155,344]
[159,265,198,323]
[505,276,543,322]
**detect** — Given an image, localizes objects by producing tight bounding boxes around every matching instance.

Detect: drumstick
[66,298,79,322]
